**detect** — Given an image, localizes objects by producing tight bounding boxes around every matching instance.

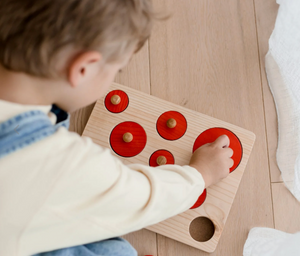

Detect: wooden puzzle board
[82,83,255,253]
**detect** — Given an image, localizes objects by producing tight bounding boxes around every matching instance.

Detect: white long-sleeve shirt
[0,100,205,256]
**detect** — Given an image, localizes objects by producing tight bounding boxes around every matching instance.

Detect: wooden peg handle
[123,132,133,143]
[167,118,177,128]
[111,95,121,105]
[156,156,167,166]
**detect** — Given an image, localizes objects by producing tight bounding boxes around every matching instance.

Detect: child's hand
[189,135,234,188]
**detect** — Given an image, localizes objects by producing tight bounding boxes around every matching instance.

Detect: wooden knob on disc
[123,132,133,143]
[167,118,177,128]
[156,156,167,166]
[111,95,121,105]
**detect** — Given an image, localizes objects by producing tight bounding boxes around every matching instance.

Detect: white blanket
[244,0,300,255]
[244,228,300,256]
[268,0,300,201]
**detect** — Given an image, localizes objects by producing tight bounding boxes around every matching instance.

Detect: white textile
[243,0,300,255]
[268,0,300,201]
[244,228,300,256]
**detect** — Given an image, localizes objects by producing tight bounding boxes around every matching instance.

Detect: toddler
[0,0,233,255]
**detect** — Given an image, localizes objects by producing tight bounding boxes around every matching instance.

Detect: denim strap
[0,105,69,160]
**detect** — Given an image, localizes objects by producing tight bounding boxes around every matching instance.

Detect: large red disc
[156,111,187,141]
[110,121,147,157]
[190,189,207,209]
[193,127,243,172]
[149,150,175,167]
[105,90,129,113]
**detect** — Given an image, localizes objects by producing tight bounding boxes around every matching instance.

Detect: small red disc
[149,150,175,167]
[193,128,243,172]
[156,111,187,141]
[105,90,129,113]
[110,121,147,157]
[190,189,207,209]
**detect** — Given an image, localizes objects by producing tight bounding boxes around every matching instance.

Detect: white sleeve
[21,131,205,254]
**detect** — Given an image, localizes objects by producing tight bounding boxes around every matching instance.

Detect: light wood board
[83,82,255,252]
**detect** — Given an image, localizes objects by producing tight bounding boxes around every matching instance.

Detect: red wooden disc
[149,150,175,167]
[110,121,147,157]
[156,111,187,141]
[190,189,207,209]
[105,90,129,113]
[193,127,243,172]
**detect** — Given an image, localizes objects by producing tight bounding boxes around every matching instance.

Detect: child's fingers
[228,158,234,168]
[227,147,234,157]
[214,135,230,148]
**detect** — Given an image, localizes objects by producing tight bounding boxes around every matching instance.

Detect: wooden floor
[69,0,300,255]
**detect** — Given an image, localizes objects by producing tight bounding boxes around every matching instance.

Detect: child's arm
[21,131,232,254]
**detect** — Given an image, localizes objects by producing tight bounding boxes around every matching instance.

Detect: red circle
[149,150,175,167]
[105,90,129,113]
[156,111,187,141]
[190,189,207,209]
[110,122,147,157]
[193,128,243,173]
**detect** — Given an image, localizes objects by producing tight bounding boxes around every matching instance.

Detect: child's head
[0,0,155,112]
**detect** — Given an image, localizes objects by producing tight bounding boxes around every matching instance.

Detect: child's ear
[68,51,102,88]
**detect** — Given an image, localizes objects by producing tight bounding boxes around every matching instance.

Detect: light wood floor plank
[114,41,151,94]
[150,0,274,255]
[253,0,280,182]
[69,103,95,135]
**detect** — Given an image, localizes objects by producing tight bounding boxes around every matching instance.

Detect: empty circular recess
[156,111,187,141]
[110,121,147,157]
[105,90,129,113]
[189,217,215,242]
[190,189,207,209]
[193,127,243,172]
[149,149,175,167]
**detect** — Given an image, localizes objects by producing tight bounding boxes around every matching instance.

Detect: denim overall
[0,105,137,256]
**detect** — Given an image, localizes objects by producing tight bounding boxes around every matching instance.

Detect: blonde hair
[0,0,155,78]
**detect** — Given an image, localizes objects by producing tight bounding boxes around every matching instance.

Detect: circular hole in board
[189,217,215,242]
[156,111,187,141]
[105,90,129,113]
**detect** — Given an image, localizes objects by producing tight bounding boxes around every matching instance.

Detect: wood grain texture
[253,0,280,182]
[115,41,151,94]
[115,42,157,256]
[69,103,95,135]
[272,183,300,233]
[150,0,274,254]
[82,83,255,252]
